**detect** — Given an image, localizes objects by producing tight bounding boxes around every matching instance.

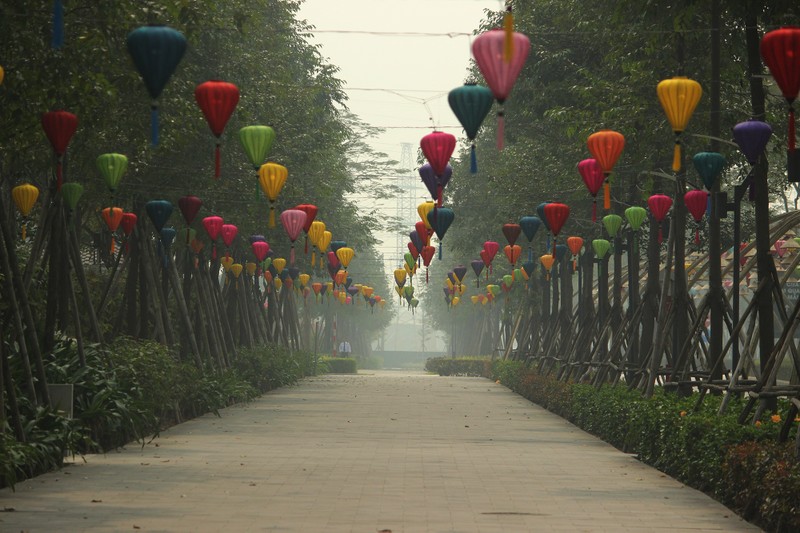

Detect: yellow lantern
[298,273,310,288]
[11,183,39,240]
[273,257,286,274]
[274,277,283,290]
[307,220,325,266]
[326,281,334,294]
[452,296,460,307]
[394,268,407,287]
[221,256,234,272]
[363,286,374,298]
[338,291,347,304]
[231,263,243,279]
[317,230,332,252]
[245,262,257,276]
[445,278,454,291]
[258,162,288,227]
[471,295,479,304]
[336,247,354,269]
[417,201,435,229]
[657,77,702,172]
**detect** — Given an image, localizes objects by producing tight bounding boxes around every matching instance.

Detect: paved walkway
[0,371,758,532]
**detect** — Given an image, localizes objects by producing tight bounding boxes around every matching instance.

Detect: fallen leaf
[91,499,103,503]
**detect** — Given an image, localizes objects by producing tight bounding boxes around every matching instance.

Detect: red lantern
[221,224,238,248]
[101,207,123,254]
[578,158,604,222]
[502,223,521,246]
[761,27,800,151]
[543,203,570,254]
[415,221,431,246]
[420,245,435,283]
[194,80,240,179]
[483,240,500,276]
[587,130,625,210]
[178,195,203,225]
[420,131,456,177]
[41,110,78,191]
[120,212,138,236]
[647,194,673,244]
[202,215,224,259]
[684,189,707,245]
[294,204,318,253]
[407,241,420,260]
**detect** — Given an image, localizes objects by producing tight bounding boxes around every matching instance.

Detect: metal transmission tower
[395,143,417,266]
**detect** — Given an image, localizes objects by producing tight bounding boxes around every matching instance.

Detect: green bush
[477,361,800,531]
[425,356,490,376]
[321,357,357,373]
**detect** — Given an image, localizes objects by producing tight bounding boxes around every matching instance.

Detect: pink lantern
[471,28,531,149]
[252,241,269,262]
[221,224,238,247]
[684,190,707,245]
[280,209,308,265]
[647,195,673,244]
[483,240,500,275]
[420,131,456,178]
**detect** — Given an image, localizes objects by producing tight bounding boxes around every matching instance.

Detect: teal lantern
[692,152,726,191]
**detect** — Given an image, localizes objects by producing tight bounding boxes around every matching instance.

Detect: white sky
[298,0,498,158]
[298,0,499,337]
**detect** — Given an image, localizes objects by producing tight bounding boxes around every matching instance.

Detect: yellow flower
[755,420,762,427]
[771,414,781,423]
[679,411,687,417]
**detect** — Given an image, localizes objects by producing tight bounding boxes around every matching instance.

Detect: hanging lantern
[540,254,555,281]
[684,189,708,245]
[336,247,355,270]
[41,110,78,191]
[760,27,800,181]
[602,214,623,239]
[426,207,455,260]
[566,236,583,271]
[647,194,673,244]
[307,220,326,267]
[592,239,611,260]
[657,77,703,172]
[11,184,39,240]
[280,209,308,265]
[96,153,128,193]
[587,130,625,210]
[121,213,138,254]
[239,125,275,168]
[578,158,605,222]
[60,182,84,212]
[178,195,203,225]
[294,204,318,254]
[258,162,288,227]
[101,207,124,254]
[420,131,456,179]
[203,215,224,259]
[448,83,494,173]
[733,120,773,165]
[126,25,187,146]
[419,163,453,208]
[418,201,435,230]
[195,80,240,179]
[504,244,522,267]
[220,224,238,255]
[420,245,435,283]
[519,215,541,262]
[472,28,531,149]
[625,206,647,231]
[502,223,522,246]
[543,202,570,255]
[692,152,726,191]
[471,259,485,287]
[145,200,173,233]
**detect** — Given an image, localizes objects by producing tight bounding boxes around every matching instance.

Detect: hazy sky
[298,0,498,159]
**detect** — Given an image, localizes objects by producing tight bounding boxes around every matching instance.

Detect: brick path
[0,371,759,532]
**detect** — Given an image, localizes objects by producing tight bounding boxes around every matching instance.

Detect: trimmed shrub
[425,356,490,376]
[321,357,357,374]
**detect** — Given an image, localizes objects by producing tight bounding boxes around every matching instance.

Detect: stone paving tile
[0,371,759,532]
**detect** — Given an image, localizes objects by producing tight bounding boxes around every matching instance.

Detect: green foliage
[320,357,357,374]
[425,356,491,377]
[480,362,800,530]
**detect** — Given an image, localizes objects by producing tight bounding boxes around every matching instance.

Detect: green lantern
[602,214,623,238]
[624,206,647,231]
[60,182,84,211]
[503,274,513,287]
[239,126,275,168]
[96,153,128,193]
[592,238,611,259]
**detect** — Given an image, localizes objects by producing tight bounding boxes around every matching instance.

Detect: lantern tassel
[215,143,221,179]
[290,245,295,266]
[21,223,27,241]
[672,139,682,173]
[470,143,478,174]
[52,0,64,49]
[426,268,429,284]
[437,184,443,207]
[269,206,276,228]
[573,259,577,271]
[110,238,115,255]
[658,227,663,244]
[503,4,514,63]
[789,107,796,152]
[56,157,63,191]
[150,104,159,146]
[438,243,443,260]
[311,249,316,267]
[603,181,610,210]
[497,110,505,151]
